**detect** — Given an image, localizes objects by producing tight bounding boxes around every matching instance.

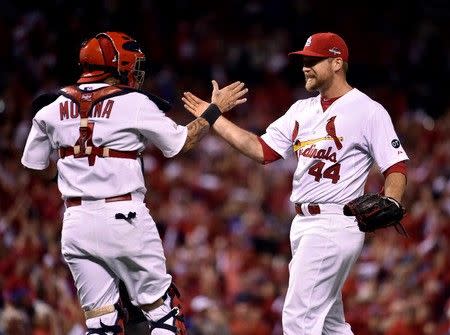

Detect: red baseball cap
[289,32,349,62]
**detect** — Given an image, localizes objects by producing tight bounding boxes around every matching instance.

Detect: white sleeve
[136,97,188,158]
[21,118,52,170]
[260,105,296,159]
[365,103,409,173]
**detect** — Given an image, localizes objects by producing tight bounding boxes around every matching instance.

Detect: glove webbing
[394,222,408,236]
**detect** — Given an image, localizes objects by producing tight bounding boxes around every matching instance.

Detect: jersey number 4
[308,161,341,184]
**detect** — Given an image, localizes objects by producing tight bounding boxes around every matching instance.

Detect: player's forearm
[384,172,406,203]
[181,117,210,152]
[212,116,264,163]
[26,160,57,181]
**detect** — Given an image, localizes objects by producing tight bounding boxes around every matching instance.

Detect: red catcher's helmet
[78,32,146,89]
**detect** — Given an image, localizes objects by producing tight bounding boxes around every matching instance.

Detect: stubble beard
[305,76,320,92]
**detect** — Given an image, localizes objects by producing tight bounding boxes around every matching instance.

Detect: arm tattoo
[181,117,210,152]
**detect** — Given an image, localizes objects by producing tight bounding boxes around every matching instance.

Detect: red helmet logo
[78,32,146,89]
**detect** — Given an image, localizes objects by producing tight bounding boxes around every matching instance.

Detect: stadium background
[0,0,449,334]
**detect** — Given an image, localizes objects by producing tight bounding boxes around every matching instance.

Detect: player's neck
[105,77,121,86]
[320,80,352,100]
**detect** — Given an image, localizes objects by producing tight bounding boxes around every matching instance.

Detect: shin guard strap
[86,321,123,335]
[149,307,180,334]
[84,305,116,319]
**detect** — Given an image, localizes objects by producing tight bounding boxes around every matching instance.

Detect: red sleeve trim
[383,161,408,178]
[258,137,282,164]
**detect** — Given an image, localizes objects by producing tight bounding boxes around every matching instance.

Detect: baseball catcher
[21,30,248,335]
[343,193,407,235]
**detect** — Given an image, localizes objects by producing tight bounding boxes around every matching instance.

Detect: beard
[304,73,332,92]
[304,76,320,92]
[305,77,318,92]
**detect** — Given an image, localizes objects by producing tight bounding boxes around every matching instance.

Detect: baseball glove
[343,193,407,235]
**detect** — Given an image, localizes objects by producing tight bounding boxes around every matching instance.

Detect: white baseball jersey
[261,88,409,204]
[21,83,187,199]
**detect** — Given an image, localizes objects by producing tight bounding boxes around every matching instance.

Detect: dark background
[0,1,449,334]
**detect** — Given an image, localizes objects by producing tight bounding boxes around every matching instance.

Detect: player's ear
[332,58,344,72]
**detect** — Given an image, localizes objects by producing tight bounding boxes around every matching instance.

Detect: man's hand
[210,80,247,112]
[182,80,248,117]
[182,92,209,118]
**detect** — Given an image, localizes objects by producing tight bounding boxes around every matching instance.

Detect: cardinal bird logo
[293,116,343,152]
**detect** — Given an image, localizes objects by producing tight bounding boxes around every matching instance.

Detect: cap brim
[288,50,328,58]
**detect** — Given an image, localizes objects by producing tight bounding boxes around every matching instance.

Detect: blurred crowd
[0,1,449,334]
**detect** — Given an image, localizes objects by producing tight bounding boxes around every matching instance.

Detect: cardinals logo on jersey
[292,116,344,183]
[293,116,343,152]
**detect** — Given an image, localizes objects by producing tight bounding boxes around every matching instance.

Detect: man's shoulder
[31,91,65,118]
[289,94,321,112]
[350,88,385,109]
[349,89,394,126]
[116,86,172,113]
[60,83,172,113]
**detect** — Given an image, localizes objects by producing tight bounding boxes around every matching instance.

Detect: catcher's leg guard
[85,302,127,335]
[119,280,147,324]
[119,280,149,334]
[142,283,187,335]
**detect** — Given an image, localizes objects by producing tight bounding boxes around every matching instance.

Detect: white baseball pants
[61,196,172,332]
[282,211,365,335]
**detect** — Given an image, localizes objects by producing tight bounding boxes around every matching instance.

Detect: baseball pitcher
[183,32,409,335]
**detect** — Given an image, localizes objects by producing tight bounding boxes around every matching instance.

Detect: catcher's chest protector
[58,85,137,165]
